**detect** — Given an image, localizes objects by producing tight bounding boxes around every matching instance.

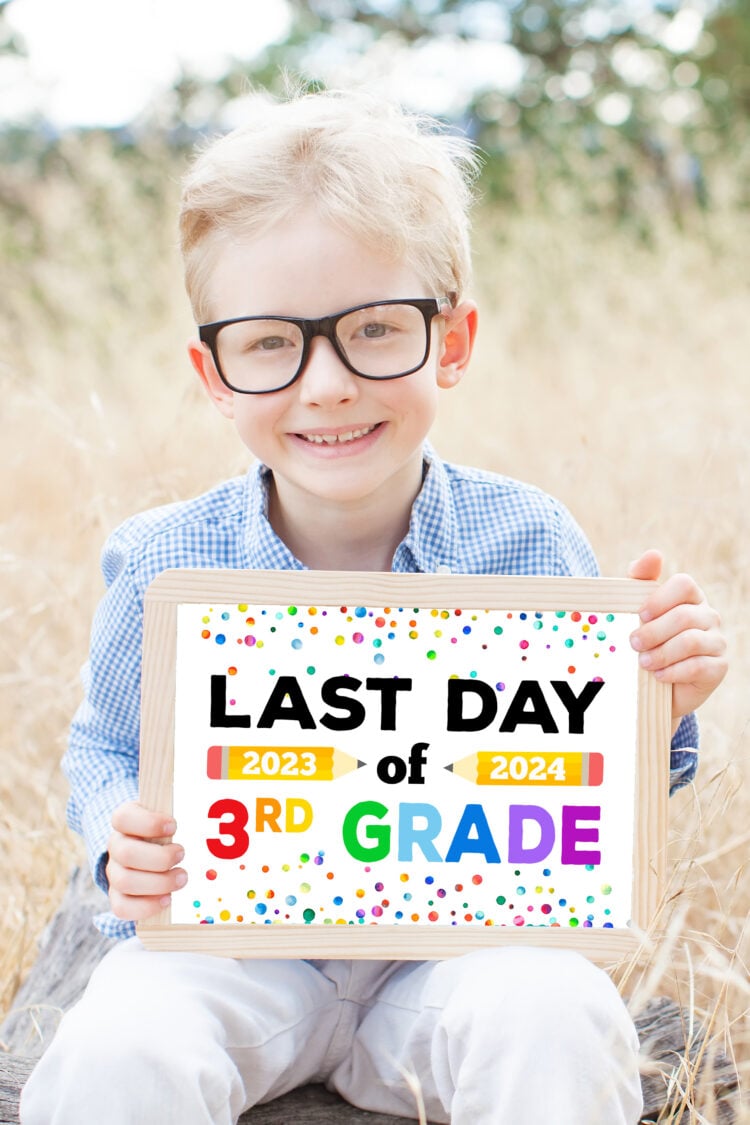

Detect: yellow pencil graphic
[446,750,603,787]
[207,745,365,781]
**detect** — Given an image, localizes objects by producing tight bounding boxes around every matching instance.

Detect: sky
[1,0,527,129]
[1,0,293,127]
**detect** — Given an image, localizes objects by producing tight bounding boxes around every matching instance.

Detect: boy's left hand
[628,549,728,730]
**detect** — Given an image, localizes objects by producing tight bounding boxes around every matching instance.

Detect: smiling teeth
[302,425,377,445]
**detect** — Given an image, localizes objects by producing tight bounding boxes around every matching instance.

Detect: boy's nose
[296,336,360,406]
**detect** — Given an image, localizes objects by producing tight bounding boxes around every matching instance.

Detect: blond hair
[179,87,481,322]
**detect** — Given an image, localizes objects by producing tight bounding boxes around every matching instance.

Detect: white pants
[20,940,643,1124]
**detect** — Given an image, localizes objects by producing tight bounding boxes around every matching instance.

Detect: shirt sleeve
[668,713,698,794]
[63,530,145,935]
[553,499,699,795]
[554,501,600,578]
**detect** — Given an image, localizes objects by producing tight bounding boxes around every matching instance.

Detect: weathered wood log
[635,995,737,1124]
[0,1058,34,1125]
[0,868,739,1124]
[238,1086,425,1124]
[0,867,115,1059]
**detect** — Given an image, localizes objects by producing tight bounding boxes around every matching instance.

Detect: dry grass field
[1,138,748,1120]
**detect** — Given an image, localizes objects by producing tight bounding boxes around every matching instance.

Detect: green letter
[342,801,390,861]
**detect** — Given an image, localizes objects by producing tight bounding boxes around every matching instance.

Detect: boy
[21,89,726,1125]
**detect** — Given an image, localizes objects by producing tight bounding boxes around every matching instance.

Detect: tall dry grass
[0,137,747,1120]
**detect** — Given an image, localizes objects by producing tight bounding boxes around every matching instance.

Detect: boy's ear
[436,300,478,389]
[188,339,235,419]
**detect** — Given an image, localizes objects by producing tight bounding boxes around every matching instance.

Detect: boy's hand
[628,549,728,729]
[106,801,187,921]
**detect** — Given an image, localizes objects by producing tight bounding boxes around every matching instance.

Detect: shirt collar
[245,463,305,572]
[392,442,458,573]
[243,442,458,575]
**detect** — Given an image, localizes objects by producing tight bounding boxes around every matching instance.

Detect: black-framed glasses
[199,297,452,394]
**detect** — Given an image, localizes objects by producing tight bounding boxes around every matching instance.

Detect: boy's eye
[345,317,403,344]
[255,335,289,351]
[229,323,301,354]
[361,322,389,339]
[342,304,416,345]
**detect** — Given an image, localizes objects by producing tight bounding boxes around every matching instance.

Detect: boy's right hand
[105,801,187,921]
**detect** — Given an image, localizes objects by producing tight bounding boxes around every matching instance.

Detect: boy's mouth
[297,423,380,446]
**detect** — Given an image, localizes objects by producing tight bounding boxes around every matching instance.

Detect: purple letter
[507,804,555,864]
[561,805,601,865]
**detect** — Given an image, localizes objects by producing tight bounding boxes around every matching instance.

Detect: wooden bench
[0,867,738,1124]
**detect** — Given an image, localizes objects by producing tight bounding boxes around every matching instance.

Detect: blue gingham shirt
[64,445,698,938]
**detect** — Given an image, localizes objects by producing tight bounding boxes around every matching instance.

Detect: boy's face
[188,210,476,534]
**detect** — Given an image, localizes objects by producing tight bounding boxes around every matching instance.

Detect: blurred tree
[0,0,24,57]
[700,0,750,123]
[3,0,748,224]
[158,0,748,221]
[0,0,35,237]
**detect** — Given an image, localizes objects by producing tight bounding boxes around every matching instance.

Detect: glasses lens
[216,319,304,392]
[336,303,429,378]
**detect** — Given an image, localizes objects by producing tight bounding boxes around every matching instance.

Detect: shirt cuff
[93,912,137,940]
[80,775,140,895]
[83,777,142,941]
[669,713,698,795]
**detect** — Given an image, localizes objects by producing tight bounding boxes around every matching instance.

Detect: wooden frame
[137,570,671,963]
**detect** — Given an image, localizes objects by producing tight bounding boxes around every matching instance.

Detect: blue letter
[397,803,443,862]
[445,803,501,864]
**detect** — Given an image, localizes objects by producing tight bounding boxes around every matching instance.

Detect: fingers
[630,574,710,665]
[630,594,718,658]
[634,572,704,624]
[628,573,728,720]
[107,858,187,903]
[111,801,177,840]
[631,614,726,677]
[106,801,187,922]
[627,549,664,583]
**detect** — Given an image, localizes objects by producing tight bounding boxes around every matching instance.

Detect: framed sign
[137,570,671,963]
